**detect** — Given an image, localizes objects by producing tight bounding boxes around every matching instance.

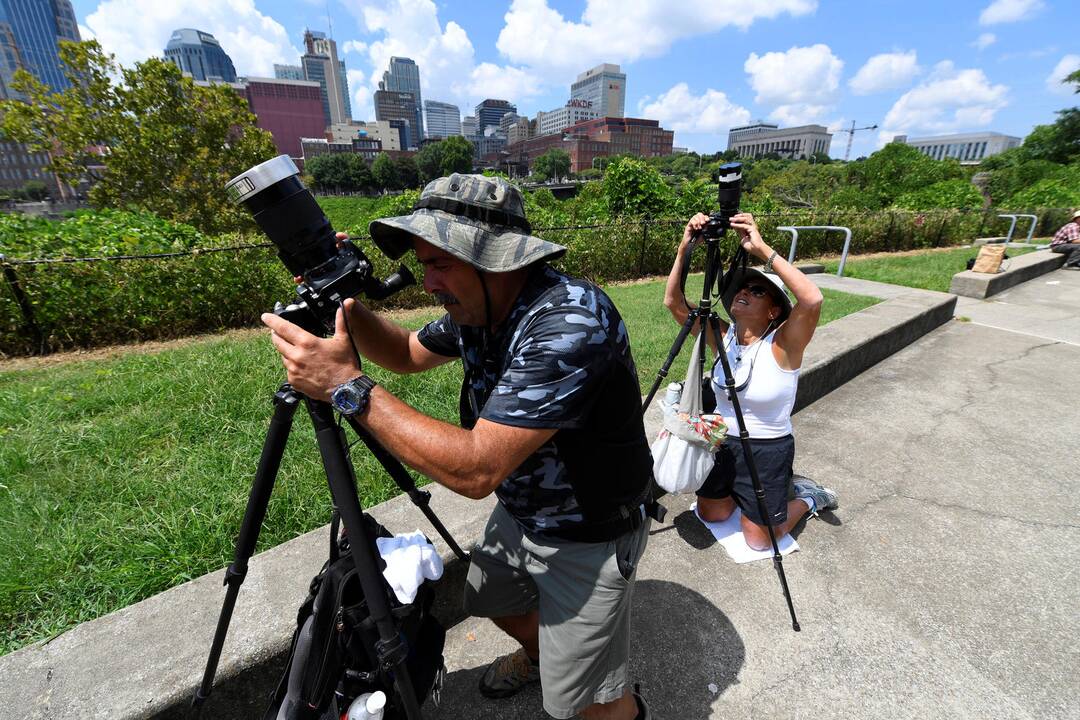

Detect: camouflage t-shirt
[417,264,646,535]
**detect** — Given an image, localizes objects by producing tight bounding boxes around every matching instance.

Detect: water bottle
[344,690,386,720]
[664,382,683,412]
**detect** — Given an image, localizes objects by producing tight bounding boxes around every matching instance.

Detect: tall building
[302,30,350,126]
[892,131,1021,164]
[0,0,80,98]
[726,123,831,159]
[381,57,423,140]
[163,29,237,83]
[570,63,626,118]
[461,116,478,138]
[475,99,516,135]
[424,100,461,139]
[535,101,600,137]
[374,89,417,149]
[242,77,326,159]
[273,64,304,81]
[0,0,80,197]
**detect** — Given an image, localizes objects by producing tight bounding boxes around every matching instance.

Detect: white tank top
[711,326,799,439]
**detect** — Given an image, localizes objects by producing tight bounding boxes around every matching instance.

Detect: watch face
[331,384,362,414]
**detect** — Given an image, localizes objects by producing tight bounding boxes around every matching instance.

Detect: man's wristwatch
[330,375,377,416]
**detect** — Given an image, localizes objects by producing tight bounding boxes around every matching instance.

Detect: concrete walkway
[427,267,1080,719]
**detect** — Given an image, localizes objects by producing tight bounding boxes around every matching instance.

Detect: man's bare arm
[344,298,452,374]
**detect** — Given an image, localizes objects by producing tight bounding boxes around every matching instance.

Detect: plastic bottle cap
[367,691,387,712]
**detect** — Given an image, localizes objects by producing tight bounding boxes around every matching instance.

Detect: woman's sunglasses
[741,283,771,298]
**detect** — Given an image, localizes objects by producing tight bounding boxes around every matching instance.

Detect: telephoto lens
[226,155,338,278]
[701,162,743,239]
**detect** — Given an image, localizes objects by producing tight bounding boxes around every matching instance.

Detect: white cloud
[881,61,1009,138]
[342,40,368,55]
[637,83,751,134]
[972,33,997,50]
[458,63,544,103]
[1046,55,1080,95]
[978,0,1044,25]
[849,51,920,95]
[745,44,843,106]
[347,69,373,121]
[768,104,831,126]
[496,0,817,80]
[82,0,301,77]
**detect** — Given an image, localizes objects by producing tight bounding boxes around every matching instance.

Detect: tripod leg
[192,385,302,713]
[707,314,801,632]
[343,415,470,562]
[306,399,424,720]
[642,309,699,412]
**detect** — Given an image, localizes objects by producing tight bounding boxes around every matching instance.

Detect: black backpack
[264,513,446,720]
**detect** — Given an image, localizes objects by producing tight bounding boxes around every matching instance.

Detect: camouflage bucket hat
[369,173,567,273]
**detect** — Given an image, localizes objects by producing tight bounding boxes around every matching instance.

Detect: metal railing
[997,214,1038,244]
[776,226,853,276]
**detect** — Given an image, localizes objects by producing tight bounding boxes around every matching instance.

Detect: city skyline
[67,1,1080,157]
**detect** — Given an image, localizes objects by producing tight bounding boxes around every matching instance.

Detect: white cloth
[712,327,799,438]
[692,502,799,564]
[375,530,444,604]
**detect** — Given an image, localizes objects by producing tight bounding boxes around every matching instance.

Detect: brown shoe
[478,648,540,699]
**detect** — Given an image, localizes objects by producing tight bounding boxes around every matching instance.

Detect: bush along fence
[0,207,1072,357]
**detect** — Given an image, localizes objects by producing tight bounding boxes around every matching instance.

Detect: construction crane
[841,121,878,161]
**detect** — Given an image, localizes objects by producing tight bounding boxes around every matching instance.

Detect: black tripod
[642,234,800,632]
[191,379,469,718]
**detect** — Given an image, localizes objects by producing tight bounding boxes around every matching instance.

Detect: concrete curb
[949,249,1065,298]
[0,278,955,720]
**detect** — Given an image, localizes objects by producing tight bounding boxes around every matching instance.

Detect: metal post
[0,254,45,354]
[999,214,1018,243]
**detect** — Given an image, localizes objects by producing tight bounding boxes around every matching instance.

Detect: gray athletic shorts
[463,501,650,719]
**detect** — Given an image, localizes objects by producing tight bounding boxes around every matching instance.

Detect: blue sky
[69,0,1079,159]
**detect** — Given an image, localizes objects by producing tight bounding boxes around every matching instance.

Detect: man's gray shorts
[463,502,650,719]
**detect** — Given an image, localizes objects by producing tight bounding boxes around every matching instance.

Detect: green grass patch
[0,279,877,655]
[820,246,1037,293]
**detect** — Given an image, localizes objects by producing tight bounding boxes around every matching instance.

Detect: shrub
[894,179,985,210]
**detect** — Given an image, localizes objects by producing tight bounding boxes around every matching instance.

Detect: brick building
[243,78,327,159]
[503,117,673,175]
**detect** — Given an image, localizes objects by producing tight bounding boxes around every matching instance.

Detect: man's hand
[261,299,361,401]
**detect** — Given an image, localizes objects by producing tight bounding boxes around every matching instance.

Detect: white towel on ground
[375,530,444,604]
[692,502,799,564]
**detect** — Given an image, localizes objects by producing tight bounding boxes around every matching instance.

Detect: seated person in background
[664,212,838,550]
[1050,210,1080,269]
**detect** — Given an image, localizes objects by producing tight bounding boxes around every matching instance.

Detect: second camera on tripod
[700,162,744,240]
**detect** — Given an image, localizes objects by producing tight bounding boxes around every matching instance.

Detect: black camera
[226,155,414,336]
[700,162,743,240]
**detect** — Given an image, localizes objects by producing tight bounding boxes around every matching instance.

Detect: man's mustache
[433,292,459,306]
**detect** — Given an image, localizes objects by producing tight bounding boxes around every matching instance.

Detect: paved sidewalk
[426,268,1080,719]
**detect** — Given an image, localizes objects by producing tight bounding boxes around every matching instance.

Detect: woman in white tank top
[663,212,839,550]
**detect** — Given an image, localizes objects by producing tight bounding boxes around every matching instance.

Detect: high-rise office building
[302,30,350,126]
[381,57,423,140]
[0,0,80,98]
[424,100,460,139]
[273,64,305,81]
[461,117,478,138]
[0,0,80,197]
[475,99,516,135]
[164,28,237,83]
[570,63,626,118]
[374,89,417,149]
[243,77,325,159]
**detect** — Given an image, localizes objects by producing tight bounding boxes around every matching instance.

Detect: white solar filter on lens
[225,155,300,203]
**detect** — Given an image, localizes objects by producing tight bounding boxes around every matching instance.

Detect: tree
[307,153,372,193]
[0,41,276,234]
[602,156,673,217]
[843,143,963,209]
[414,141,445,184]
[394,156,420,188]
[21,180,49,201]
[371,153,400,190]
[532,149,571,182]
[439,135,474,176]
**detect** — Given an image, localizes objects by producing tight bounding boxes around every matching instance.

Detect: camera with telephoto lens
[226,155,415,336]
[700,162,743,240]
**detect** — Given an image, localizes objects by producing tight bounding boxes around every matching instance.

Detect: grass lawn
[0,277,878,655]
[820,245,1037,293]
